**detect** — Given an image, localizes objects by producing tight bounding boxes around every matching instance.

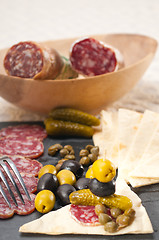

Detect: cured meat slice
[0,170,38,218]
[3,41,63,80]
[1,155,43,177]
[0,137,44,159]
[70,204,99,225]
[0,124,47,140]
[0,171,38,194]
[0,192,35,219]
[19,173,38,193]
[70,37,124,76]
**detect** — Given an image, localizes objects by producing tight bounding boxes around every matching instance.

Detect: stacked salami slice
[0,124,47,219]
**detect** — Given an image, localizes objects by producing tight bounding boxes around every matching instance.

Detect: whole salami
[3,41,78,80]
[70,37,124,76]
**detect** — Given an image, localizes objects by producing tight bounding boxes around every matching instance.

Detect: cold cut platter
[0,120,159,240]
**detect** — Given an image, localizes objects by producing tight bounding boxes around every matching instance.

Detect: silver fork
[0,156,31,208]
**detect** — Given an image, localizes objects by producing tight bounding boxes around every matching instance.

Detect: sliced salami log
[0,124,47,140]
[70,37,124,76]
[0,136,44,159]
[70,204,100,226]
[4,41,64,80]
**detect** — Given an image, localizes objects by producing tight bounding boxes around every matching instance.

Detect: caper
[60,148,69,157]
[95,203,108,216]
[65,154,76,160]
[54,143,63,150]
[90,146,99,156]
[79,149,89,157]
[85,144,94,151]
[124,208,135,218]
[79,156,90,166]
[88,153,97,162]
[55,163,62,172]
[110,208,122,219]
[64,145,73,152]
[58,159,68,164]
[116,214,131,227]
[48,144,63,156]
[104,221,118,233]
[69,149,75,155]
[56,159,67,172]
[48,147,57,156]
[98,213,112,225]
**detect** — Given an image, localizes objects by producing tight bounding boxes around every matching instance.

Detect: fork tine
[4,157,31,202]
[0,183,11,208]
[1,162,25,205]
[0,169,18,206]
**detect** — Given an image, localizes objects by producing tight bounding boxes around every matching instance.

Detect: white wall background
[0,0,159,120]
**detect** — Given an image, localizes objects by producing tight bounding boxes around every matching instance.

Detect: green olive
[104,221,118,233]
[38,165,57,179]
[110,208,122,218]
[56,169,76,185]
[35,190,56,214]
[98,213,112,225]
[95,203,108,216]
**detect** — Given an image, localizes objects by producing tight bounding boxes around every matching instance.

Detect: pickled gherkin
[49,108,100,126]
[69,189,132,211]
[44,118,94,138]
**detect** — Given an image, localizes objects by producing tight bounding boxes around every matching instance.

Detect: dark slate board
[0,122,159,240]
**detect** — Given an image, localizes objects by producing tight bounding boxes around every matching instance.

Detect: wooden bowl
[0,33,157,115]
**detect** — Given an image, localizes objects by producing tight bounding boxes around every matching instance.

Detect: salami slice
[0,192,35,219]
[0,169,38,218]
[70,204,100,226]
[1,155,42,177]
[0,124,47,141]
[70,37,124,76]
[8,156,42,176]
[3,41,64,80]
[0,137,44,159]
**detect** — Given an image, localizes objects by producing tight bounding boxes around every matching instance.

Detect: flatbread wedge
[19,178,153,236]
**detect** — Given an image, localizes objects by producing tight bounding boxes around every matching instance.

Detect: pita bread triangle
[19,177,153,235]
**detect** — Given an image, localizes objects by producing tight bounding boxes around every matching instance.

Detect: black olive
[37,173,59,193]
[56,184,76,206]
[60,160,84,179]
[89,178,115,197]
[74,177,91,190]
